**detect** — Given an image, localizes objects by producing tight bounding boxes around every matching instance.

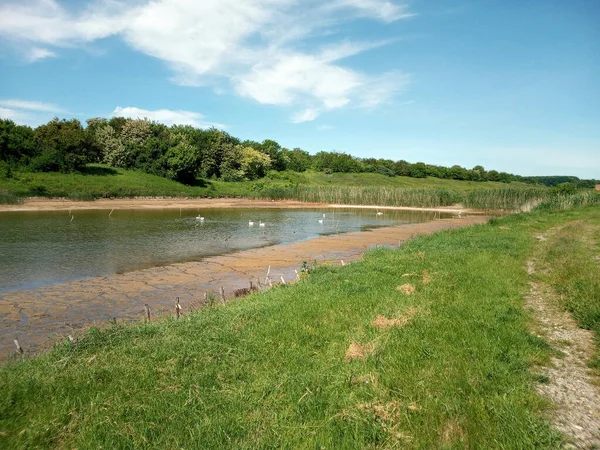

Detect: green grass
[4,207,599,448]
[0,165,547,209]
[535,217,600,370]
[0,190,23,205]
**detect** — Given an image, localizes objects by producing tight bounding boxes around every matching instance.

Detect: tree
[240,146,271,180]
[32,118,88,172]
[165,131,200,184]
[410,162,428,178]
[0,119,36,164]
[284,148,311,172]
[98,125,127,168]
[260,139,288,171]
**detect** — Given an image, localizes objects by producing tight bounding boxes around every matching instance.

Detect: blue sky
[0,0,598,178]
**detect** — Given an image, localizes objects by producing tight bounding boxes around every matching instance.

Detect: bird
[248,220,254,226]
[318,218,324,224]
[377,211,384,216]
[196,215,204,221]
[322,213,326,218]
[259,221,265,227]
[457,210,463,218]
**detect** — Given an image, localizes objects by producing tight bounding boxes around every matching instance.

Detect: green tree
[165,131,200,184]
[32,118,88,172]
[0,119,36,165]
[240,146,271,180]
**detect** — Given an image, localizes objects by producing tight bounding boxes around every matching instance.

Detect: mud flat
[0,215,489,360]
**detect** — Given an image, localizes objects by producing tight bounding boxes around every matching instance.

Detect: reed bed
[464,188,549,211]
[536,191,600,210]
[0,191,23,205]
[256,185,460,207]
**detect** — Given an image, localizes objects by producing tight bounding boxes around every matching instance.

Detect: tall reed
[0,191,23,205]
[464,188,549,211]
[255,185,460,207]
[535,191,600,210]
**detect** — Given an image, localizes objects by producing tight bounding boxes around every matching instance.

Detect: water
[0,208,447,292]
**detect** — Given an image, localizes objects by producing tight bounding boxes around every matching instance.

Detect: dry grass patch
[422,270,432,284]
[441,420,467,446]
[397,283,415,295]
[344,341,374,361]
[371,307,427,330]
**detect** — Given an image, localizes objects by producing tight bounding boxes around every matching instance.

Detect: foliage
[1,117,597,190]
[33,118,89,172]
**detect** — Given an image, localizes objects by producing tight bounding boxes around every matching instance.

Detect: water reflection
[0,207,450,292]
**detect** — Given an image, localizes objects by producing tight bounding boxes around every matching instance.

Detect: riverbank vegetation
[2,163,598,210]
[2,117,597,190]
[1,203,599,448]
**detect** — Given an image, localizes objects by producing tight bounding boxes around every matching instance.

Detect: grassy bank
[0,164,557,210]
[535,219,600,370]
[3,206,599,448]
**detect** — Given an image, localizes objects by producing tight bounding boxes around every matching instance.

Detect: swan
[196,216,204,221]
[259,221,265,227]
[249,220,254,226]
[318,218,324,224]
[377,211,383,216]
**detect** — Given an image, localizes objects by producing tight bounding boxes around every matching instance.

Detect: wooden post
[109,209,114,218]
[341,260,345,266]
[295,270,300,280]
[220,286,226,303]
[265,266,271,286]
[175,297,182,319]
[144,304,151,322]
[280,276,286,285]
[14,339,23,355]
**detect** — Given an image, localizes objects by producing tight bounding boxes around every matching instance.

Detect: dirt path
[0,197,485,214]
[526,231,600,448]
[0,216,488,361]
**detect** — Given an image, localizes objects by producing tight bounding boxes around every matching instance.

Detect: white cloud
[111,106,226,129]
[25,46,56,62]
[0,0,413,121]
[291,108,320,123]
[0,99,67,114]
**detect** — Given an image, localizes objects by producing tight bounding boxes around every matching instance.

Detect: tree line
[0,117,597,188]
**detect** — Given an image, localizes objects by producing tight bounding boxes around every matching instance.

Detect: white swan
[318,218,324,224]
[259,221,265,227]
[377,211,383,216]
[196,216,204,221]
[249,220,254,226]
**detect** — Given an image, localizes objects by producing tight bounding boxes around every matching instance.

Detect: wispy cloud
[0,99,67,114]
[0,0,413,122]
[0,99,71,126]
[26,46,56,62]
[111,106,226,129]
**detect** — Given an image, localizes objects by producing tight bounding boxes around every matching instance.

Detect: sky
[0,0,598,179]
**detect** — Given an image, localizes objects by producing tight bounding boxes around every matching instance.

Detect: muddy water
[0,208,444,292]
[0,209,487,361]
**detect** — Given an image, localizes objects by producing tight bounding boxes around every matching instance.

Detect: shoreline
[0,215,490,360]
[0,197,487,214]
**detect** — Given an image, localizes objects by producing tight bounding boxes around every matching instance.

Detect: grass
[0,190,23,205]
[4,206,600,448]
[0,165,552,210]
[534,217,600,370]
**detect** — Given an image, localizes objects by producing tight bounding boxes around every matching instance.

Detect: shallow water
[0,207,448,292]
